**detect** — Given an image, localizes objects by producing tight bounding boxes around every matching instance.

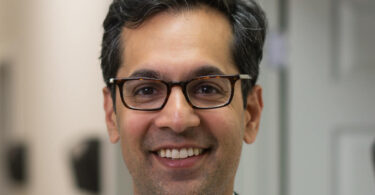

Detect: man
[100,0,266,194]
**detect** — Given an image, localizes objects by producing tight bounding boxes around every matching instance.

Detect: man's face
[103,6,263,195]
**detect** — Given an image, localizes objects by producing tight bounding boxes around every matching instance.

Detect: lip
[151,149,208,169]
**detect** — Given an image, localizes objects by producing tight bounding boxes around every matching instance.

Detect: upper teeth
[157,148,203,159]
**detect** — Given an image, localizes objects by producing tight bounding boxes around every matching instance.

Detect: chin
[137,175,230,195]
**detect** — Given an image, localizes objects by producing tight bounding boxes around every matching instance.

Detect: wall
[0,1,127,195]
[289,0,375,194]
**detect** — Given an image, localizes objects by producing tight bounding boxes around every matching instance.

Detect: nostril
[154,111,200,133]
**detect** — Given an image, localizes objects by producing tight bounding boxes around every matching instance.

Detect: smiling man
[100,0,266,194]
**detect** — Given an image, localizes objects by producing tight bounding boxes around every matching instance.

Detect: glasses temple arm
[239,74,252,80]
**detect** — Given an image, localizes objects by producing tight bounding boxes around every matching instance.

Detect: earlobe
[103,87,120,143]
[243,85,263,144]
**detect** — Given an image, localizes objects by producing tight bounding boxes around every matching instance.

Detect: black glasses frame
[109,74,251,111]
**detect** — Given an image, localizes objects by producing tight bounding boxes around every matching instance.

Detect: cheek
[199,107,244,175]
[118,111,150,138]
[116,110,154,165]
[200,105,245,145]
[210,96,245,155]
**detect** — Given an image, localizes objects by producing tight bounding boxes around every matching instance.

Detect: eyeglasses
[109,74,251,111]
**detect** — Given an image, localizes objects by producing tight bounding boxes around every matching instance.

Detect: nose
[154,87,200,133]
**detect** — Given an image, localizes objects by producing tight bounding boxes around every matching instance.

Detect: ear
[243,85,263,144]
[103,87,120,143]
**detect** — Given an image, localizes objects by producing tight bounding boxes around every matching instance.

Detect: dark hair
[100,0,267,107]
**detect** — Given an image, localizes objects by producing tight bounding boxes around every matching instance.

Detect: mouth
[151,147,210,168]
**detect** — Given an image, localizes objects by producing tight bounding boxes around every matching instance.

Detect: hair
[100,0,267,107]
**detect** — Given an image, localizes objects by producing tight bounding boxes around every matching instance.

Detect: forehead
[118,6,238,80]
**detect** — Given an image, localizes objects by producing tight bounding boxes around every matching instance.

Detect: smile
[152,146,209,169]
[156,148,204,159]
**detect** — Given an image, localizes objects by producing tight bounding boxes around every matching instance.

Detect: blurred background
[0,0,374,195]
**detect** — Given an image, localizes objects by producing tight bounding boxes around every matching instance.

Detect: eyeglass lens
[186,77,231,108]
[123,80,167,109]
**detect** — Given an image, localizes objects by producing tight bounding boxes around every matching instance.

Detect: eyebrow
[189,66,225,77]
[127,65,225,80]
[128,69,161,79]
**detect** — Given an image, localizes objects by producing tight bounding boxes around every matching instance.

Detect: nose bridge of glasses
[167,81,187,88]
[166,81,191,106]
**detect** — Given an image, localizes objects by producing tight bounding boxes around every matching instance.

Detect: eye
[195,85,220,95]
[192,81,226,96]
[134,86,158,96]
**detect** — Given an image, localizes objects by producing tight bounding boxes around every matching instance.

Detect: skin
[103,6,263,195]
